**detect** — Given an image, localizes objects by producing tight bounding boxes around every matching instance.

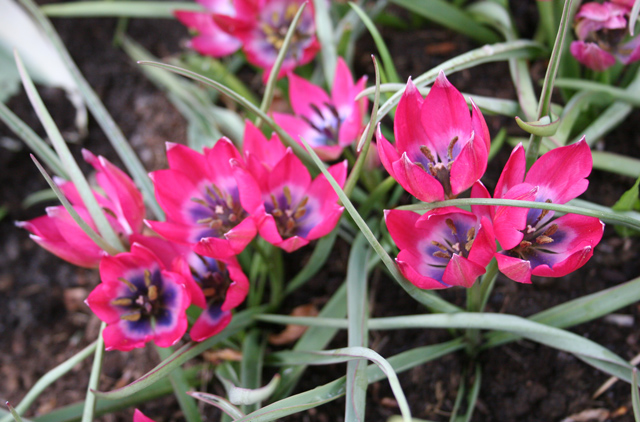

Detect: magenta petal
[396,257,448,290]
[420,71,471,158]
[224,216,257,254]
[616,35,640,64]
[134,409,157,422]
[85,282,126,323]
[385,209,422,251]
[495,253,533,284]
[330,57,355,107]
[288,72,331,117]
[305,206,344,241]
[449,133,488,197]
[231,164,263,213]
[442,254,485,288]
[190,309,232,342]
[570,41,616,71]
[268,150,311,194]
[102,322,150,351]
[525,138,592,204]
[194,237,236,259]
[243,121,287,169]
[151,169,199,224]
[393,154,445,202]
[166,143,209,184]
[467,217,496,268]
[257,213,284,245]
[274,236,310,253]
[394,78,428,153]
[493,183,538,250]
[470,100,491,151]
[470,181,492,221]
[495,143,526,199]
[222,260,250,310]
[376,126,401,178]
[152,273,190,348]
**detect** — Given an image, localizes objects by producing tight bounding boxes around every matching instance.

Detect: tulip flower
[146,140,257,260]
[472,139,605,284]
[174,0,242,58]
[377,71,490,203]
[131,234,249,342]
[570,1,640,71]
[85,244,191,351]
[385,207,495,289]
[273,57,368,161]
[235,135,347,252]
[17,150,145,268]
[177,0,319,80]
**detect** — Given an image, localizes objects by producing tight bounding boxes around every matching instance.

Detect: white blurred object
[0,0,87,137]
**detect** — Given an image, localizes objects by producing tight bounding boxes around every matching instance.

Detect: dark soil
[1,3,639,422]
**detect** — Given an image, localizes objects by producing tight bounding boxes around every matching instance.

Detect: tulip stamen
[191,183,248,237]
[447,136,459,160]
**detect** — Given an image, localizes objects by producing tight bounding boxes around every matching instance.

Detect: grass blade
[15,51,125,252]
[18,0,163,219]
[188,392,245,420]
[81,323,105,422]
[41,1,202,18]
[349,3,401,83]
[29,156,120,256]
[389,0,499,44]
[633,369,640,422]
[239,329,264,413]
[155,346,202,422]
[0,102,67,178]
[345,235,370,422]
[313,0,337,86]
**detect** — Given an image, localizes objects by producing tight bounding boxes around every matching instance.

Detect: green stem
[479,259,499,313]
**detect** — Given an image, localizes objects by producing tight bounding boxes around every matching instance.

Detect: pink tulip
[17,150,145,268]
[385,207,495,289]
[273,57,368,161]
[377,71,490,202]
[85,244,191,351]
[571,1,640,70]
[146,140,257,260]
[472,139,604,284]
[235,128,346,252]
[131,234,249,342]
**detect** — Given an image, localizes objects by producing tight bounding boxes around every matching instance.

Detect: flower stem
[81,322,106,422]
[465,279,483,357]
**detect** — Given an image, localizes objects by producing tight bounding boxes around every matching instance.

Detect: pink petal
[204,137,243,181]
[394,78,427,154]
[493,183,538,250]
[384,209,422,251]
[420,71,471,159]
[376,126,401,179]
[273,236,310,252]
[151,272,190,348]
[467,216,496,268]
[525,137,592,204]
[495,253,533,284]
[470,181,492,221]
[166,143,210,185]
[268,150,311,195]
[570,41,616,71]
[134,409,157,422]
[330,57,355,106]
[242,120,287,169]
[449,132,488,197]
[151,169,200,225]
[190,309,232,341]
[442,254,485,288]
[102,322,150,351]
[221,259,250,310]
[495,143,526,199]
[392,153,445,202]
[470,99,491,151]
[288,72,331,118]
[396,257,448,290]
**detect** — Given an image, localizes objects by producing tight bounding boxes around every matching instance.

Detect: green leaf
[388,0,499,44]
[612,175,640,236]
[592,151,640,178]
[0,102,67,179]
[398,197,640,231]
[525,0,574,168]
[155,346,202,422]
[28,157,120,256]
[313,0,337,86]
[218,374,280,406]
[284,228,338,295]
[18,0,163,219]
[633,369,640,422]
[349,3,401,83]
[369,40,543,122]
[15,52,125,252]
[515,114,560,137]
[345,235,370,422]
[239,329,264,413]
[5,403,22,422]
[81,323,105,422]
[188,392,245,420]
[41,1,203,18]
[92,306,264,400]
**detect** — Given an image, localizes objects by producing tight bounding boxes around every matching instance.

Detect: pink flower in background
[133,410,156,422]
[174,0,242,58]
[132,235,249,342]
[146,140,257,260]
[385,207,495,290]
[235,133,347,252]
[273,57,368,161]
[85,244,191,351]
[214,0,319,80]
[472,140,604,284]
[17,150,145,268]
[377,71,490,203]
[571,1,640,71]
